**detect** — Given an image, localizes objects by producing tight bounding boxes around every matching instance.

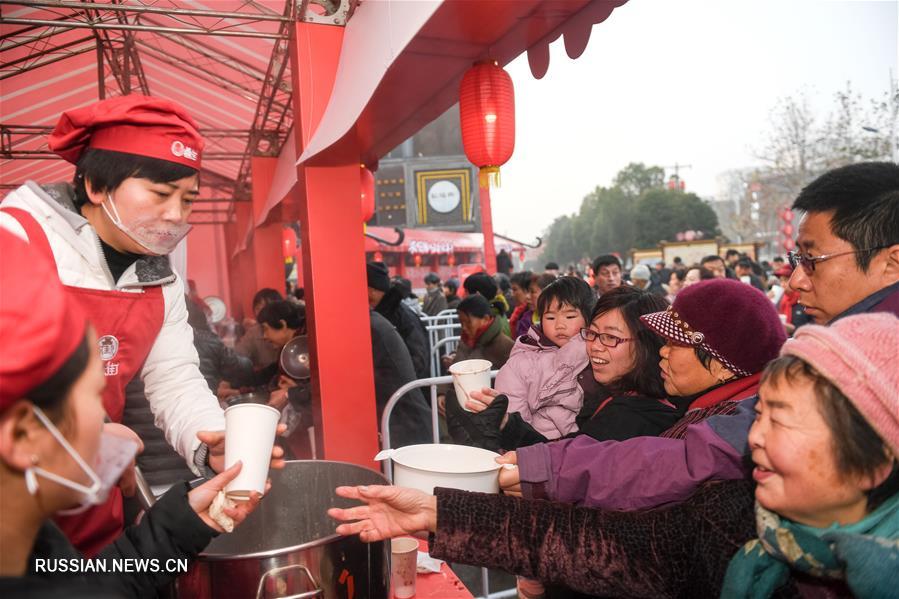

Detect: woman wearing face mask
[0,96,282,555]
[329,313,899,599]
[0,232,264,598]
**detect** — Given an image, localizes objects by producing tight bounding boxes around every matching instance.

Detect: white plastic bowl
[375,444,502,494]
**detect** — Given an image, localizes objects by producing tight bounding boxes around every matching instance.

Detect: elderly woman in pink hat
[328,313,899,598]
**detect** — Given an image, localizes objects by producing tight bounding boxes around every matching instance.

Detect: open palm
[329,485,437,542]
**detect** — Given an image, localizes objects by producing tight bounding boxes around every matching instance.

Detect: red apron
[3,207,165,556]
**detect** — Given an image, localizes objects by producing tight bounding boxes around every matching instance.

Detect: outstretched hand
[328,485,437,542]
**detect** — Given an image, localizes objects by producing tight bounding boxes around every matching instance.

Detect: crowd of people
[0,92,896,599]
[330,161,899,599]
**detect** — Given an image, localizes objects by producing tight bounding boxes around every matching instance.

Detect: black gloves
[444,388,508,453]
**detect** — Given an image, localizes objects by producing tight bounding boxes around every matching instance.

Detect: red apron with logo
[4,207,165,556]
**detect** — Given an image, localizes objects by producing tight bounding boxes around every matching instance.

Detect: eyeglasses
[579,328,633,348]
[787,247,888,274]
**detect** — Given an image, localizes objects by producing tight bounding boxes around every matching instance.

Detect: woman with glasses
[330,314,898,599]
[447,286,690,455]
[490,279,786,512]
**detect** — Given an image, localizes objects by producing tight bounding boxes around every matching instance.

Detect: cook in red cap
[48,94,204,169]
[0,229,87,408]
[0,94,279,558]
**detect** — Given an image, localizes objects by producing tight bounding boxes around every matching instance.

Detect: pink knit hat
[781,313,899,456]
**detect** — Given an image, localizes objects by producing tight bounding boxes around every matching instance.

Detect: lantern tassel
[479,166,502,188]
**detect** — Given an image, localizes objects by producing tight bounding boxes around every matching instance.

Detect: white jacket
[0,181,225,473]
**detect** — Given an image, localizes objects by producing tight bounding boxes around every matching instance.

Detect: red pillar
[289,21,379,465]
[229,201,258,319]
[480,184,498,273]
[251,157,286,297]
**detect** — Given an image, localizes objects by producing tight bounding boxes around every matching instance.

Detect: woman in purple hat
[329,313,899,599]
[490,278,787,509]
[636,278,788,435]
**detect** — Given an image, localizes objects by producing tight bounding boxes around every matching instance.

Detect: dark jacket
[430,480,845,599]
[192,328,254,391]
[429,481,764,599]
[445,293,461,310]
[375,286,430,379]
[370,311,433,448]
[499,392,692,451]
[422,287,448,316]
[123,378,195,489]
[0,483,216,599]
[453,316,514,370]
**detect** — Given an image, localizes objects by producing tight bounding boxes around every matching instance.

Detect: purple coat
[494,325,588,439]
[515,283,899,511]
[517,398,753,509]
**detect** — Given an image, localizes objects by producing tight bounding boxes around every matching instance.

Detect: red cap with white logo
[0,230,87,411]
[48,94,204,169]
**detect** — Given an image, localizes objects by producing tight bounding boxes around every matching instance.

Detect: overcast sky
[488,0,898,242]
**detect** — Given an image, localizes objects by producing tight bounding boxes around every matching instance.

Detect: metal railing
[421,310,460,377]
[379,370,509,599]
[428,334,460,378]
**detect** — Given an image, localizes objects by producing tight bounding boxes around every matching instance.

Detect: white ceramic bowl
[375,444,502,494]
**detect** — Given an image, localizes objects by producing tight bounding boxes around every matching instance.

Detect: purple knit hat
[781,313,899,456]
[640,279,786,377]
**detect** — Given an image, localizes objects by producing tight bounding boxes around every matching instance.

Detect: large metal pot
[173,460,389,599]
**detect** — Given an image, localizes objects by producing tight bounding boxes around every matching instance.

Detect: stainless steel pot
[226,391,271,407]
[173,460,389,599]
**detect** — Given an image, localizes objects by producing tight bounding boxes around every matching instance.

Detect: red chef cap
[48,95,204,169]
[0,230,88,411]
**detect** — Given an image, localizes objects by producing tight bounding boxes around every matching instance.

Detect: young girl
[493,276,595,439]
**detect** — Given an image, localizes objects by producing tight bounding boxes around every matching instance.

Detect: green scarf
[721,494,899,599]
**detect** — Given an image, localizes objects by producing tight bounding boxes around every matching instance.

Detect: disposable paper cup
[223,403,280,500]
[391,537,418,598]
[449,359,492,412]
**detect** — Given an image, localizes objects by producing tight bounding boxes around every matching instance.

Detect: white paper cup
[391,537,418,598]
[449,359,492,412]
[223,403,280,500]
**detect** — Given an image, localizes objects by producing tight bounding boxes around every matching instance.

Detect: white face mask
[25,406,139,515]
[102,193,192,255]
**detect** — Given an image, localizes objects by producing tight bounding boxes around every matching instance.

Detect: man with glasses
[786,163,899,323]
[498,161,899,511]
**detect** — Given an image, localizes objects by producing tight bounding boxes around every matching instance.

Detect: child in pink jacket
[494,276,595,440]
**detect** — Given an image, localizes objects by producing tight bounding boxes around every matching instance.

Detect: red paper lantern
[783,238,796,251]
[459,60,515,188]
[281,226,297,262]
[360,166,375,222]
[373,251,383,262]
[448,254,456,266]
[413,254,422,267]
[782,209,794,222]
[518,250,526,262]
